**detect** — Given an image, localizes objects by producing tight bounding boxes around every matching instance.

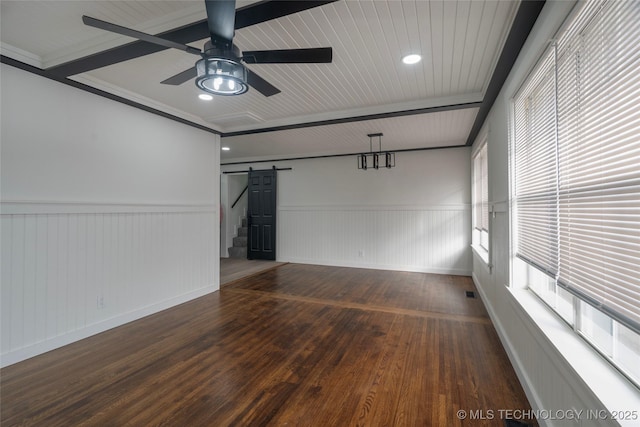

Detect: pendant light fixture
[358,133,396,170]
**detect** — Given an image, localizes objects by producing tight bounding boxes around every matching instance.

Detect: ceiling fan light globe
[195,58,248,96]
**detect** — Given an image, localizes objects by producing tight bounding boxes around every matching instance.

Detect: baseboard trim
[471,272,549,427]
[0,285,218,368]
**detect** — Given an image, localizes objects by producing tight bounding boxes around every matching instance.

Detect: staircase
[228,217,248,258]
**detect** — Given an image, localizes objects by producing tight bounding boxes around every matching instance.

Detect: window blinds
[513,0,640,331]
[513,49,559,276]
[557,0,640,331]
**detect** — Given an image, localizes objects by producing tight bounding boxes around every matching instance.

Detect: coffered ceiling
[0,0,540,163]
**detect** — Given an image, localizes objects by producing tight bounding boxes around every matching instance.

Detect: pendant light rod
[367,132,383,153]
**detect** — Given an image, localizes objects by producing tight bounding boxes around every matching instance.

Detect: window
[472,136,489,260]
[511,0,640,386]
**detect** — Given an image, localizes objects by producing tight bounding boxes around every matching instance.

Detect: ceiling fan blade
[205,0,236,46]
[50,1,337,77]
[82,16,201,56]
[235,1,339,29]
[48,20,209,77]
[243,48,333,64]
[160,67,198,85]
[246,69,281,97]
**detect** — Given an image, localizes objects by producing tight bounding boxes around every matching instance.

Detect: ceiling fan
[81,0,334,97]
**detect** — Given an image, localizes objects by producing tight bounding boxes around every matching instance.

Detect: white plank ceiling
[1,0,520,162]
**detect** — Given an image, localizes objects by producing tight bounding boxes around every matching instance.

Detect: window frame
[472,132,490,264]
[509,0,640,389]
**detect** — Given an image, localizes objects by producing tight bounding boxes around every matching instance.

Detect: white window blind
[556,0,640,331]
[513,0,640,332]
[513,49,559,276]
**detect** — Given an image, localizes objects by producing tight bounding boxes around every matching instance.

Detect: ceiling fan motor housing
[203,41,241,60]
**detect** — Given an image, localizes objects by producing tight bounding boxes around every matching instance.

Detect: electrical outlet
[358,250,364,258]
[97,296,105,309]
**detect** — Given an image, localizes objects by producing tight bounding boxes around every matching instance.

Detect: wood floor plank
[226,287,492,324]
[224,264,488,318]
[1,263,536,426]
[220,258,286,286]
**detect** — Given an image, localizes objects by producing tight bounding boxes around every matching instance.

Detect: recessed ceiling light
[198,93,213,101]
[221,146,230,151]
[402,54,422,65]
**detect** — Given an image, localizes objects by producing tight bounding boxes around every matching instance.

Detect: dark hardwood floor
[1,264,535,426]
[219,257,286,286]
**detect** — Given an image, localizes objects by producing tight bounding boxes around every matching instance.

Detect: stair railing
[231,185,248,209]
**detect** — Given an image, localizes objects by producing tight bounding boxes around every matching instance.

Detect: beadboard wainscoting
[0,202,219,367]
[278,205,471,275]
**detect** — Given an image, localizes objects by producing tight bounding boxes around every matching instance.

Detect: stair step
[241,218,247,227]
[228,246,247,259]
[233,236,247,248]
[238,226,248,237]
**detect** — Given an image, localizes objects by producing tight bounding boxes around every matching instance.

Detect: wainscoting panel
[0,203,218,366]
[278,205,471,275]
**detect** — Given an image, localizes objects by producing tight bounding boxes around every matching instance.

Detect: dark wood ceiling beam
[465,0,546,146]
[222,102,481,137]
[234,0,338,29]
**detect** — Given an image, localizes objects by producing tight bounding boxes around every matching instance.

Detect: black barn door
[247,168,277,260]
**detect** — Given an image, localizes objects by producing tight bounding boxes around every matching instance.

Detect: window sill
[471,244,490,267]
[508,287,640,426]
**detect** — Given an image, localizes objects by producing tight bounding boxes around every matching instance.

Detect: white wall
[471,1,639,425]
[222,147,471,275]
[0,64,221,366]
